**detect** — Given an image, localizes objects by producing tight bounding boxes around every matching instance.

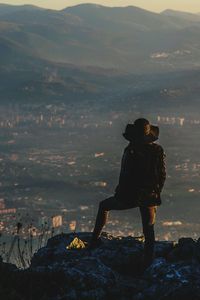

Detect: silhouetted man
[90,118,166,268]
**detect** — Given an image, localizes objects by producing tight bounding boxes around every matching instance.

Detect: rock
[195,238,200,263]
[168,237,197,262]
[1,233,200,300]
[155,241,175,256]
[142,258,200,300]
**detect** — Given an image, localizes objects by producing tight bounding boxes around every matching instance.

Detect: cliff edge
[1,232,200,300]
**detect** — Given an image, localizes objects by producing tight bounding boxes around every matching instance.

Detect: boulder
[1,233,200,300]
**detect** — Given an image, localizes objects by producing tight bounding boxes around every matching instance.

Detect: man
[90,118,166,268]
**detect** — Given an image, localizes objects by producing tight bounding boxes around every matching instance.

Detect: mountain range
[0,3,200,104]
[1,3,200,71]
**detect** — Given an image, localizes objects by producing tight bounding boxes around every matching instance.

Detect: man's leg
[139,206,157,267]
[91,197,118,244]
[91,196,134,245]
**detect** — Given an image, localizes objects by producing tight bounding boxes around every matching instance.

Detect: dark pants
[92,196,157,264]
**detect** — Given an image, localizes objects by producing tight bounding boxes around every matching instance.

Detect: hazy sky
[1,0,200,13]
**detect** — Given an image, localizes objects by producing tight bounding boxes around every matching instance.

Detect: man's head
[123,118,159,143]
[133,118,151,136]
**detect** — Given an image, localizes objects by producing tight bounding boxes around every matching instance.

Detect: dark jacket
[115,142,166,206]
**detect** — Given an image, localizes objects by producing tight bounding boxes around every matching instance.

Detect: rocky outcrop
[1,233,200,300]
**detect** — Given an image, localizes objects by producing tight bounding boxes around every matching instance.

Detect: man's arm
[157,147,166,193]
[115,146,130,193]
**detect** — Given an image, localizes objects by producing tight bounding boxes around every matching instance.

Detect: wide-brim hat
[123,118,159,143]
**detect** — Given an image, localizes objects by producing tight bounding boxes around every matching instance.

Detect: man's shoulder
[149,143,165,155]
[124,143,165,155]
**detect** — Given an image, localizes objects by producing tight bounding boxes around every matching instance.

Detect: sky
[0,0,200,13]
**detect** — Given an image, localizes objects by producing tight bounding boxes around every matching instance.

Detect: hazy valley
[0,3,200,248]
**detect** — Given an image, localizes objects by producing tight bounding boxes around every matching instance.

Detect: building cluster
[0,199,16,216]
[0,198,90,238]
[0,199,17,235]
[157,116,185,126]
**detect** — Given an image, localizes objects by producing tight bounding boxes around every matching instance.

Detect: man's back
[117,142,166,204]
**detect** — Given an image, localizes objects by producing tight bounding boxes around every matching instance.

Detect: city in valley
[1,103,200,258]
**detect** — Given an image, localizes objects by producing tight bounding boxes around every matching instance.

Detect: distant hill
[162,9,200,23]
[0,3,200,72]
[0,3,44,15]
[64,4,177,30]
[0,3,200,105]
